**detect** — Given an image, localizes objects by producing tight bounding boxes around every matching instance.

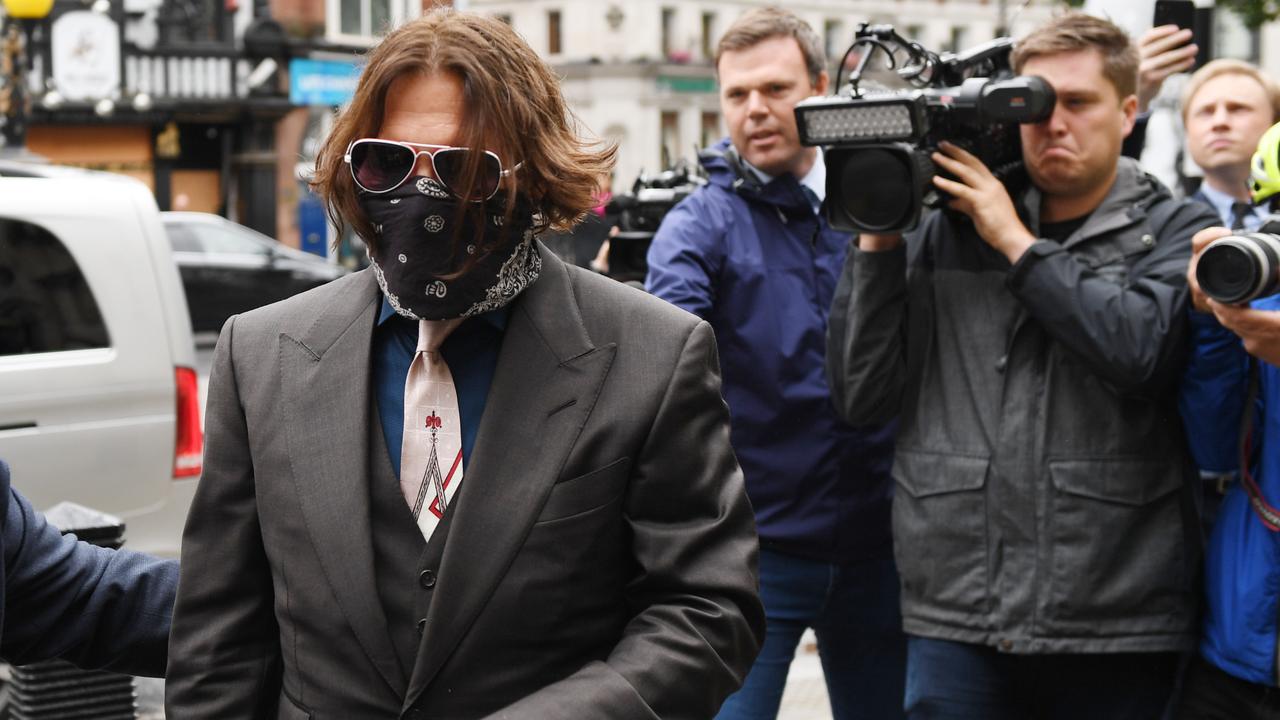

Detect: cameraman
[827,13,1218,718]
[646,7,903,720]
[1177,227,1280,719]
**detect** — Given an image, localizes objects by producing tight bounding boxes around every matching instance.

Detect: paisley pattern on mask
[361,177,541,320]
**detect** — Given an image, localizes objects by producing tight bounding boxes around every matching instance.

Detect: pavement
[779,630,834,720]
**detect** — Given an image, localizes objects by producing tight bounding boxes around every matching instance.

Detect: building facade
[468,0,1059,191]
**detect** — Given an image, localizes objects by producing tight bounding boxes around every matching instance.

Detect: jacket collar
[277,269,405,697]
[1020,156,1166,247]
[701,138,815,215]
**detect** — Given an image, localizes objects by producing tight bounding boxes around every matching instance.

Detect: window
[495,13,512,26]
[165,224,204,254]
[0,219,108,356]
[824,20,844,61]
[548,10,562,55]
[662,7,676,58]
[166,221,271,256]
[661,110,680,168]
[948,26,967,53]
[329,0,416,42]
[700,112,721,149]
[701,12,716,61]
[340,0,389,37]
[905,25,924,43]
[196,225,272,256]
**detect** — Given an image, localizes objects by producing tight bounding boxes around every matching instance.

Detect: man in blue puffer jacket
[1180,225,1280,718]
[646,8,902,719]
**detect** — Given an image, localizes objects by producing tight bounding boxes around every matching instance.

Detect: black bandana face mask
[359,177,541,320]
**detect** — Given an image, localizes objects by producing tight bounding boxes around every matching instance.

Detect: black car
[162,212,347,335]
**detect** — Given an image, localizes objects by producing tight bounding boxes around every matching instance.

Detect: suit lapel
[279,269,406,698]
[404,246,617,707]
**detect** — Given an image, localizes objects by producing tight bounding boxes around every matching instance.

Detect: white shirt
[1198,181,1265,232]
[739,147,827,215]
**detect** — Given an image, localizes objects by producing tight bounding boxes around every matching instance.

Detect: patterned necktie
[400,318,464,543]
[1231,201,1254,231]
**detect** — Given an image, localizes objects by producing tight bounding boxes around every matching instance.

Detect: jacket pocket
[277,693,311,720]
[535,457,630,524]
[892,450,990,617]
[1043,458,1187,631]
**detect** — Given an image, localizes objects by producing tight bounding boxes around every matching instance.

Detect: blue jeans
[904,635,1180,720]
[715,547,906,720]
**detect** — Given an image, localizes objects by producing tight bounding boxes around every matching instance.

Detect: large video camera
[794,24,1056,233]
[604,163,707,284]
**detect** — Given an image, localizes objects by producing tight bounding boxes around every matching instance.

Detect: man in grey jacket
[827,13,1218,719]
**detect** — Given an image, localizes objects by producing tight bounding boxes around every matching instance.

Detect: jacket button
[416,618,427,636]
[419,569,437,589]
[1141,234,1155,247]
[995,355,1008,373]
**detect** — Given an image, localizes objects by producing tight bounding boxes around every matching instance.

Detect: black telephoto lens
[1197,233,1280,305]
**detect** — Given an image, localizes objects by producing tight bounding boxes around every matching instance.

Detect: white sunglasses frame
[343,138,522,200]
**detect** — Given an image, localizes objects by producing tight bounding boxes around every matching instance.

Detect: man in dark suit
[165,10,764,720]
[1180,61,1280,230]
[0,459,176,676]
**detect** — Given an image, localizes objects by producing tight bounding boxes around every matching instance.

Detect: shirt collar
[739,148,827,211]
[800,149,826,204]
[377,295,510,331]
[1198,181,1260,226]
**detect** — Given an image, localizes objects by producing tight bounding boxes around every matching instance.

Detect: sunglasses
[344,138,521,200]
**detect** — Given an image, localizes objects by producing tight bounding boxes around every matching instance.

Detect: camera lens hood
[1198,232,1280,305]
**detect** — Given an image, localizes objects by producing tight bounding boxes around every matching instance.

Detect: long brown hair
[311,9,616,263]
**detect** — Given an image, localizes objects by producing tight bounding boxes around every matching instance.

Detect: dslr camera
[794,24,1056,233]
[1195,120,1280,305]
[604,163,707,284]
[1196,219,1280,305]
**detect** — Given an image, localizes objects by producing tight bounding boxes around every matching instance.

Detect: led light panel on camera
[796,96,922,146]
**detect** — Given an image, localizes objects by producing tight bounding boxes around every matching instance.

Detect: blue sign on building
[289,58,361,106]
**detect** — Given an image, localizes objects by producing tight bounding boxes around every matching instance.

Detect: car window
[0,218,109,356]
[193,223,272,256]
[165,223,204,253]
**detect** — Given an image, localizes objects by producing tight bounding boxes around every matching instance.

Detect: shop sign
[289,58,361,107]
[657,75,717,94]
[51,11,121,102]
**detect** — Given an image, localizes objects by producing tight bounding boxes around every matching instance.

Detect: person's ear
[813,70,830,97]
[1120,94,1138,137]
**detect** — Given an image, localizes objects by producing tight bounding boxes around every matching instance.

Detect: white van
[0,162,202,557]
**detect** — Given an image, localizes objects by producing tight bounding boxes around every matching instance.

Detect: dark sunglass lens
[433,148,503,200]
[352,142,413,192]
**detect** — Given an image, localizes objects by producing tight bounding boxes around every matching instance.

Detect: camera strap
[1237,359,1280,531]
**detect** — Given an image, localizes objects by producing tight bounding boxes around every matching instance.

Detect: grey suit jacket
[164,245,765,719]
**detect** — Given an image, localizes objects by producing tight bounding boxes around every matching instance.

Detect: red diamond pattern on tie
[400,317,464,543]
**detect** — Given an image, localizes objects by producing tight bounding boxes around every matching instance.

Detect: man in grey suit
[164,10,764,720]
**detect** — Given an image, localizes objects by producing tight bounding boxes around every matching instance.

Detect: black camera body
[604,164,707,284]
[1197,217,1280,305]
[794,25,1055,233]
